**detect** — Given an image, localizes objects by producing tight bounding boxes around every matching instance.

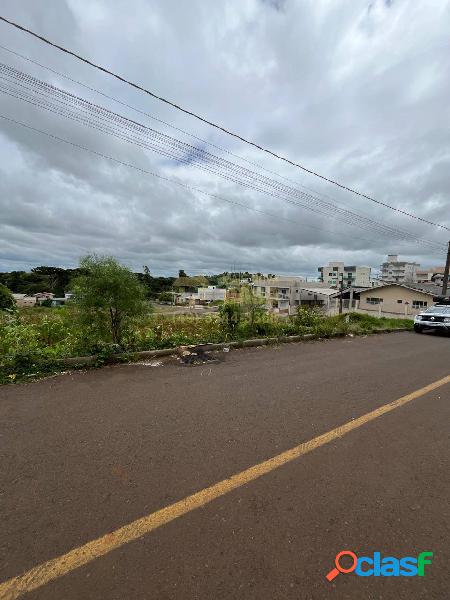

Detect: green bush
[0,299,413,384]
[0,284,15,311]
[158,291,173,303]
[294,306,324,329]
[218,301,241,336]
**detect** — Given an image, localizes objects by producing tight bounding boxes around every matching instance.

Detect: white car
[414,301,450,333]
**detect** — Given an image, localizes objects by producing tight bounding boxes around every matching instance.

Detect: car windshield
[424,305,450,314]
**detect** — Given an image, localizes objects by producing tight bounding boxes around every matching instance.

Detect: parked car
[414,297,450,333]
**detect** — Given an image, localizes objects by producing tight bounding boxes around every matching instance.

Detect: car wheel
[414,324,423,333]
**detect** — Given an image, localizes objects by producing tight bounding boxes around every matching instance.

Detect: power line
[0,42,375,217]
[1,42,439,250]
[0,112,401,249]
[0,62,445,253]
[0,14,448,233]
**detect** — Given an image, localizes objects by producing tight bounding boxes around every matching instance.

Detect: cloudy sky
[0,0,449,277]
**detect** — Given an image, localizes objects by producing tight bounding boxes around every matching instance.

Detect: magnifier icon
[326,550,358,581]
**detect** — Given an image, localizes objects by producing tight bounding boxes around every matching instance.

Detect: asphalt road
[0,331,449,600]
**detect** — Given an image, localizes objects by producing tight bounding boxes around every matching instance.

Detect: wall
[354,267,371,287]
[13,296,37,307]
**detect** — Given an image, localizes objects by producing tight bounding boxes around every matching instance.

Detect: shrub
[218,301,241,336]
[294,306,324,330]
[0,284,15,311]
[158,291,173,303]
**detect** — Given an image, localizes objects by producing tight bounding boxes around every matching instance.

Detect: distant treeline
[0,266,259,299]
[0,267,82,298]
[0,266,175,299]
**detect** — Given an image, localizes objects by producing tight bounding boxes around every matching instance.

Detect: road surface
[0,331,449,599]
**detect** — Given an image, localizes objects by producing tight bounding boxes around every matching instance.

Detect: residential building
[33,292,55,301]
[430,272,449,287]
[297,286,340,309]
[379,254,420,284]
[197,286,226,302]
[416,267,447,284]
[174,275,210,304]
[12,293,36,307]
[33,292,55,306]
[252,278,337,313]
[177,286,226,304]
[318,262,371,288]
[358,283,435,316]
[173,275,209,293]
[252,277,304,312]
[405,282,444,297]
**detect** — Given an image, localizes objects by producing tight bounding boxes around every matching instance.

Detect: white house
[179,286,226,304]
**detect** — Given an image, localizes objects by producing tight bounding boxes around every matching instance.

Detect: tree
[178,269,187,278]
[218,301,241,334]
[31,266,71,296]
[73,255,148,346]
[0,284,15,311]
[140,265,153,298]
[240,286,266,332]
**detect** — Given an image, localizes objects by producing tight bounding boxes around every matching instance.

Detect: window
[412,300,428,309]
[397,299,402,304]
[329,272,334,277]
[366,297,383,305]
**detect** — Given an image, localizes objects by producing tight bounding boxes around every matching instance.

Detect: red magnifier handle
[326,567,340,581]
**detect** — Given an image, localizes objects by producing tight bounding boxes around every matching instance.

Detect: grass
[0,307,412,385]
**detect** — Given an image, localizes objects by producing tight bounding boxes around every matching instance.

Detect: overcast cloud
[0,0,449,277]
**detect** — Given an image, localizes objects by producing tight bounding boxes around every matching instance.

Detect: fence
[325,299,414,320]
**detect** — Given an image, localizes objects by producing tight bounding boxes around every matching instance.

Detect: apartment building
[318,262,371,288]
[252,277,304,312]
[379,254,420,283]
[252,277,337,313]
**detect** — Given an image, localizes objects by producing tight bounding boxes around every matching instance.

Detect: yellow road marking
[1,374,449,600]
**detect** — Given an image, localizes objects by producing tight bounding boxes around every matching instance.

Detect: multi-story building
[252,277,305,312]
[252,277,338,313]
[318,262,371,288]
[379,255,420,284]
[416,267,446,283]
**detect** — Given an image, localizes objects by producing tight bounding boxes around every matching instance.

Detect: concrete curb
[54,327,411,367]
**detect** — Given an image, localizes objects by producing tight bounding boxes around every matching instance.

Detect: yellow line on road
[1,374,449,600]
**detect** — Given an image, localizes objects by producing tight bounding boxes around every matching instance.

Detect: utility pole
[442,240,450,296]
[339,272,343,315]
